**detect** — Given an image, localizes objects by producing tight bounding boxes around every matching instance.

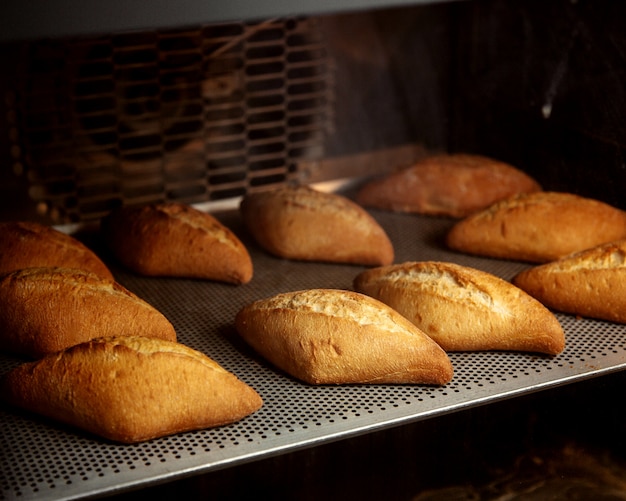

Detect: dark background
[322,0,626,209]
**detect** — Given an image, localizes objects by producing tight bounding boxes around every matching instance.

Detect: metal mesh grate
[5,18,332,223]
[2,199,626,500]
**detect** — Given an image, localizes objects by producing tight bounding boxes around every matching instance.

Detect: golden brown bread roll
[354,261,565,354]
[0,336,263,443]
[235,288,453,385]
[355,153,541,218]
[446,192,626,263]
[102,202,253,284]
[0,267,176,358]
[512,239,626,323]
[239,185,394,266]
[0,221,113,280]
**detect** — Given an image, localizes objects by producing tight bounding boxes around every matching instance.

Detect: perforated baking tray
[2,185,626,501]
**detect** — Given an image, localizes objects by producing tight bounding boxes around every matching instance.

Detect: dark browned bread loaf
[354,261,565,354]
[1,336,263,443]
[356,153,541,218]
[446,192,626,263]
[512,239,626,323]
[0,221,113,280]
[235,288,453,385]
[0,267,176,358]
[240,185,394,266]
[102,202,253,284]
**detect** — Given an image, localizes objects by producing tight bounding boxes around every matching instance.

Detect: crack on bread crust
[383,267,498,310]
[360,262,516,317]
[250,289,413,335]
[548,246,626,272]
[3,267,141,302]
[85,336,227,373]
[156,203,238,249]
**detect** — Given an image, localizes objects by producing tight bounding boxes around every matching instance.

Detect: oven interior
[1,0,626,499]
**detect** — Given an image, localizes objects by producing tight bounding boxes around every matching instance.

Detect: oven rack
[2,191,626,501]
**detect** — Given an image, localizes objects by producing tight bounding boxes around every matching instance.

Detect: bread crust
[0,336,263,443]
[356,153,541,218]
[512,239,626,323]
[0,267,177,358]
[0,221,113,280]
[354,261,565,354]
[446,192,626,263]
[235,288,453,385]
[102,202,253,284]
[240,185,394,266]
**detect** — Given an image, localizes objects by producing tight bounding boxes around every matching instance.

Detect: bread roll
[0,267,176,358]
[235,288,453,385]
[512,239,626,323]
[354,261,565,354]
[0,336,263,443]
[102,202,252,284]
[239,185,394,266]
[355,153,541,218]
[0,221,113,280]
[446,192,626,263]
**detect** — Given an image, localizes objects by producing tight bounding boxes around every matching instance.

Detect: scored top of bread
[235,288,453,385]
[355,153,542,218]
[512,239,626,323]
[354,261,565,354]
[0,336,263,443]
[239,185,394,266]
[0,267,177,358]
[102,202,253,284]
[0,221,113,280]
[446,191,626,263]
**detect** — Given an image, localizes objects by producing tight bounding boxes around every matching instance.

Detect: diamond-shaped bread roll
[354,261,565,354]
[1,336,263,443]
[235,288,452,385]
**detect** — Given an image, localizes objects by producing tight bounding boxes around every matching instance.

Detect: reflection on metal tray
[2,204,626,501]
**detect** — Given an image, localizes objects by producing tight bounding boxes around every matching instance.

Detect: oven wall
[320,5,454,158]
[448,0,626,210]
[318,0,626,210]
[1,0,625,221]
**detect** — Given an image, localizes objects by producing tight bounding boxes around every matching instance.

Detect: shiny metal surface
[2,203,626,500]
[0,0,459,42]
